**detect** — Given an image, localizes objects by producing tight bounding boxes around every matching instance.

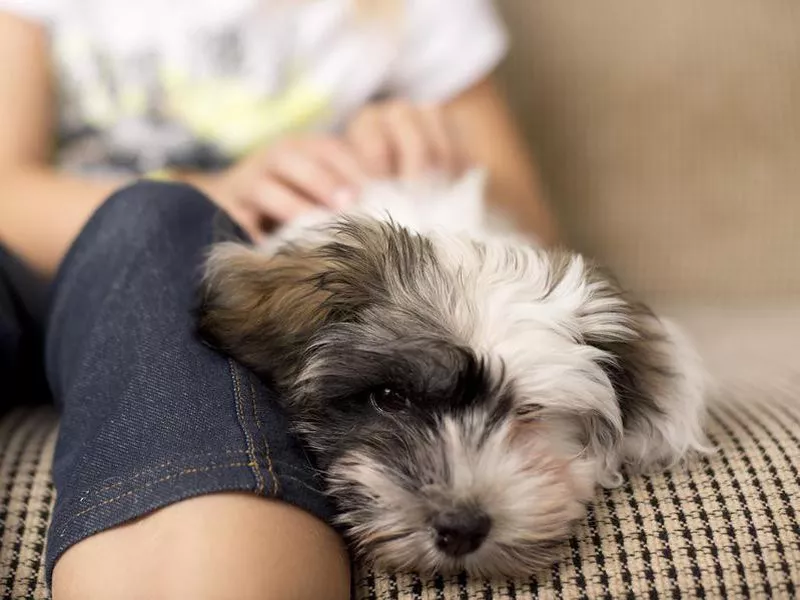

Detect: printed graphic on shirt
[52,9,339,175]
[0,0,507,176]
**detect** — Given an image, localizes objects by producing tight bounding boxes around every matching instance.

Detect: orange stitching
[58,462,252,533]
[56,466,327,539]
[92,450,248,495]
[249,375,279,496]
[88,453,314,499]
[229,360,265,493]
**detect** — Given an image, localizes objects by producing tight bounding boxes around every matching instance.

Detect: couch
[2,1,799,598]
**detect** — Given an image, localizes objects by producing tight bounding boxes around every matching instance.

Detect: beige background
[495,1,800,305]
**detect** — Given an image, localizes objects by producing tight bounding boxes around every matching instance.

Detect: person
[0,1,559,598]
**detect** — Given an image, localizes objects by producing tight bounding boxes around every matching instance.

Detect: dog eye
[369,387,412,412]
[514,404,543,420]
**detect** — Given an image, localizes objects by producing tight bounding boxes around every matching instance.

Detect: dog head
[198,179,707,577]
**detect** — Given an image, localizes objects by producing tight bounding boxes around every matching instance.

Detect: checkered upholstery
[0,409,57,600]
[2,375,799,599]
[355,380,800,599]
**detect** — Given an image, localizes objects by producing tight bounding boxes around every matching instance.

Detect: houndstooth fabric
[1,383,799,599]
[354,381,800,599]
[0,408,58,600]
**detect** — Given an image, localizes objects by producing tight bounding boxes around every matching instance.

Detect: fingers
[248,177,321,224]
[346,100,464,180]
[308,137,369,189]
[346,106,393,177]
[383,102,429,180]
[216,100,465,235]
[267,148,355,210]
[239,137,367,226]
[417,104,463,176]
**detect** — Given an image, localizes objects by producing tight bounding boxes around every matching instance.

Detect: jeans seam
[248,374,280,496]
[91,449,249,495]
[56,465,327,539]
[77,455,320,501]
[59,458,325,535]
[55,461,252,538]
[229,359,265,493]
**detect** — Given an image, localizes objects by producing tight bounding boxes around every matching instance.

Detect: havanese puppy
[197,168,709,578]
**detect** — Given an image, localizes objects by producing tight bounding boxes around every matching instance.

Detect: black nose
[434,511,491,557]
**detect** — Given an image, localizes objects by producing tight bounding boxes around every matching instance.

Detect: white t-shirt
[0,0,508,175]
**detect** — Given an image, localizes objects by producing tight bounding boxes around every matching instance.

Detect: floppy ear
[198,218,404,385]
[198,242,334,383]
[576,264,709,480]
[199,233,390,386]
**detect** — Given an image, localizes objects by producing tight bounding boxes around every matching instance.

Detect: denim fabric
[44,182,332,585]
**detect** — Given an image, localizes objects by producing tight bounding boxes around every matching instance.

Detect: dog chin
[197,169,710,577]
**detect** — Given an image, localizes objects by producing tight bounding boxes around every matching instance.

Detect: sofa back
[495,1,800,305]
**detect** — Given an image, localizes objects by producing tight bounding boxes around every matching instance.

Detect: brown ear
[198,217,401,383]
[199,218,440,386]
[198,241,346,383]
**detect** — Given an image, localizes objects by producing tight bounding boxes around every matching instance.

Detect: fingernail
[331,188,356,209]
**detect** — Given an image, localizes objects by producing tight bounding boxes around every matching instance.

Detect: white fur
[241,168,710,575]
[257,167,531,253]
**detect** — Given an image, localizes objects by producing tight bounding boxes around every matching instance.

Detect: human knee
[83,181,216,253]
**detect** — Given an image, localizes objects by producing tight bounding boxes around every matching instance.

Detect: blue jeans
[38,182,332,585]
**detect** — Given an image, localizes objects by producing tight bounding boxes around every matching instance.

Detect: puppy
[197,169,709,578]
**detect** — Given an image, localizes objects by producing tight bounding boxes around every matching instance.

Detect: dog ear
[198,239,370,384]
[574,263,709,482]
[198,218,408,384]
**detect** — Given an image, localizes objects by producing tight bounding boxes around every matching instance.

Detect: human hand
[345,99,468,181]
[189,136,367,239]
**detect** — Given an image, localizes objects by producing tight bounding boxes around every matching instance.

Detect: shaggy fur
[198,169,709,578]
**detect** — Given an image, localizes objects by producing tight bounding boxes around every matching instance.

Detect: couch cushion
[356,379,800,598]
[0,408,57,600]
[1,312,798,599]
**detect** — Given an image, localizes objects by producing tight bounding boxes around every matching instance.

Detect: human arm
[0,12,366,276]
[444,75,560,246]
[343,0,559,245]
[344,76,560,246]
[0,11,126,276]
